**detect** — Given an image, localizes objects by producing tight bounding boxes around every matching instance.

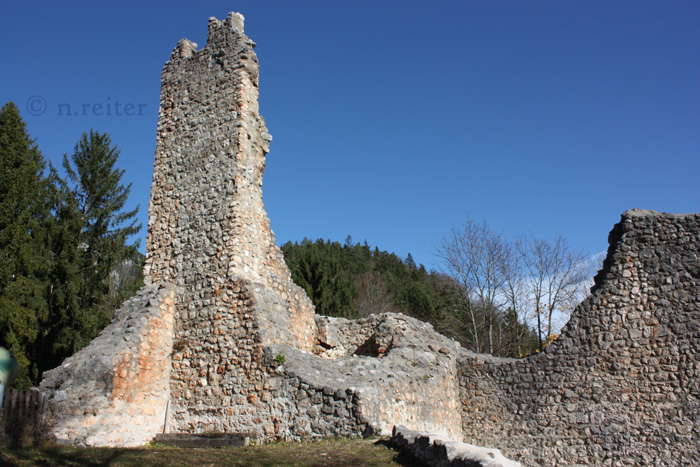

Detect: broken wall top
[143,11,315,349]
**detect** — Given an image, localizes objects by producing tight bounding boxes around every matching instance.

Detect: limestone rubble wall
[143,13,316,351]
[274,313,465,440]
[458,210,700,466]
[38,283,176,447]
[142,13,318,436]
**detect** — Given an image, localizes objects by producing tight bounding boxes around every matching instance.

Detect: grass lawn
[0,437,419,467]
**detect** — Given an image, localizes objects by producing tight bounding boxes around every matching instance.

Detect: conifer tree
[0,102,50,387]
[46,130,140,361]
[38,174,85,373]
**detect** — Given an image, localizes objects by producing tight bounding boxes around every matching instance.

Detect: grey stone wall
[38,283,176,446]
[271,313,465,440]
[458,210,700,466]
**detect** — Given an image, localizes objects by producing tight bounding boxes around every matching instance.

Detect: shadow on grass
[0,445,128,467]
[0,439,422,467]
[374,439,424,467]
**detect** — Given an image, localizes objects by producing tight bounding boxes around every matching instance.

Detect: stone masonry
[14,12,697,466]
[36,13,464,446]
[40,283,176,446]
[458,210,700,466]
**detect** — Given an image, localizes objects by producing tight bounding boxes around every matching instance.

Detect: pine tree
[0,102,50,387]
[38,174,85,373]
[405,253,416,269]
[46,130,140,361]
[284,239,356,317]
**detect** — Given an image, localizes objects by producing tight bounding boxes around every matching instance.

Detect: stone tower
[141,12,320,434]
[145,12,317,350]
[38,12,464,445]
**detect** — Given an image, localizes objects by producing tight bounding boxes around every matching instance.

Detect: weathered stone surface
[268,313,464,440]
[458,210,700,466]
[39,283,176,447]
[391,425,521,467]
[140,12,319,438]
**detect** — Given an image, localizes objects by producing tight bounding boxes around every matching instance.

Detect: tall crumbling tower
[39,13,321,444]
[145,12,317,349]
[38,15,465,447]
[142,12,321,434]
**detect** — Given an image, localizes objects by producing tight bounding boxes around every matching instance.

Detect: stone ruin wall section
[458,210,700,466]
[141,13,318,436]
[38,283,177,447]
[143,13,316,351]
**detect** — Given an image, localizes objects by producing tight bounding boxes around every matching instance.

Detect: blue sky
[2,1,698,270]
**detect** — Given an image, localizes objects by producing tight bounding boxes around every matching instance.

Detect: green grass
[0,438,418,467]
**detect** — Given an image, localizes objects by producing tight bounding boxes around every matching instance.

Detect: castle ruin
[2,13,696,466]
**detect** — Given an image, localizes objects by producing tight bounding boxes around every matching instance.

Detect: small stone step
[154,433,252,448]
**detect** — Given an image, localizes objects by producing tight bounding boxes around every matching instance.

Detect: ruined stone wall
[11,13,697,463]
[39,283,176,446]
[144,13,315,351]
[278,313,465,440]
[458,210,700,466]
[142,13,318,435]
[14,13,466,445]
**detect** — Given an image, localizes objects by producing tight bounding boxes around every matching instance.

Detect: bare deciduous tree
[501,242,530,356]
[435,216,508,354]
[436,215,591,357]
[354,271,398,317]
[517,234,587,350]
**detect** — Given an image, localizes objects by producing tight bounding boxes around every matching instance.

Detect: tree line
[0,102,141,388]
